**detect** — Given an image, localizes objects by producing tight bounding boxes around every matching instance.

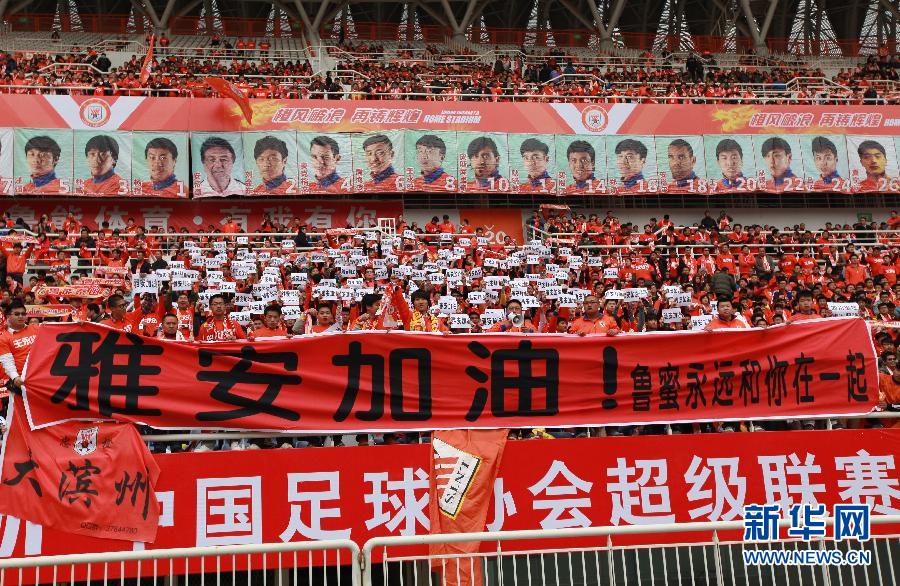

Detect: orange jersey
[412,170,451,191]
[83,172,125,195]
[364,171,401,192]
[569,315,616,335]
[20,177,62,194]
[707,316,750,330]
[100,316,133,332]
[0,323,40,374]
[140,178,184,197]
[517,175,556,194]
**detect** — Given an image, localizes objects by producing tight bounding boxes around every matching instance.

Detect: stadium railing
[0,539,362,586]
[362,515,900,586]
[0,515,896,585]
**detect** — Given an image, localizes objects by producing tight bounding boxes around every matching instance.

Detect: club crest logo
[581,105,609,132]
[73,426,98,456]
[79,98,111,128]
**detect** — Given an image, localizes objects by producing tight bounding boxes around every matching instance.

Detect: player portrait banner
[607,135,659,195]
[73,130,133,196]
[846,135,900,193]
[403,130,459,193]
[23,319,876,433]
[352,130,405,194]
[508,133,557,195]
[191,132,247,198]
[656,135,707,194]
[458,132,510,193]
[297,132,354,195]
[554,135,608,195]
[130,131,189,198]
[242,131,300,196]
[14,128,74,195]
[0,428,897,565]
[0,128,13,196]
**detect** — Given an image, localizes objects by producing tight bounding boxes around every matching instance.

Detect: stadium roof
[2,0,897,55]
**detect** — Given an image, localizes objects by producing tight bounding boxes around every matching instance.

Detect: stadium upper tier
[0,31,896,103]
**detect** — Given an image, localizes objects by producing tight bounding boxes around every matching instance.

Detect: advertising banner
[23,319,876,433]
[1,428,897,562]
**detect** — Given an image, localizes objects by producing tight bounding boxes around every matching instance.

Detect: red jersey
[412,170,450,191]
[100,316,133,332]
[197,317,246,342]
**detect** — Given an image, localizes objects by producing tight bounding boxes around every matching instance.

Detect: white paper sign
[449,314,471,329]
[828,302,859,317]
[604,289,624,300]
[603,267,619,279]
[467,291,486,305]
[131,275,157,294]
[437,296,457,315]
[662,308,683,323]
[691,315,713,330]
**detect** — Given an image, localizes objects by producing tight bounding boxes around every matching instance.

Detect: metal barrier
[362,516,900,586]
[0,539,361,586]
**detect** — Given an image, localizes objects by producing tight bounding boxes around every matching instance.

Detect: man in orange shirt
[82,134,125,195]
[0,242,32,284]
[705,298,750,330]
[844,254,869,285]
[789,290,819,322]
[100,293,132,331]
[20,135,63,194]
[488,300,536,333]
[569,295,619,335]
[250,304,288,338]
[197,294,246,341]
[0,301,39,398]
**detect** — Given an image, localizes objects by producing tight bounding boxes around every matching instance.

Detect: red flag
[0,398,161,542]
[139,35,155,84]
[204,76,254,124]
[429,429,508,586]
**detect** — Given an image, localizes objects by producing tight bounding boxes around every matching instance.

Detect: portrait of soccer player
[0,128,13,195]
[613,138,647,191]
[20,135,62,194]
[517,137,555,193]
[714,138,745,190]
[758,136,797,190]
[665,138,699,189]
[139,136,183,197]
[307,135,345,193]
[196,135,246,197]
[809,136,842,189]
[362,133,399,191]
[412,134,449,190]
[82,135,124,195]
[251,135,294,195]
[466,135,504,191]
[856,139,889,190]
[561,139,598,194]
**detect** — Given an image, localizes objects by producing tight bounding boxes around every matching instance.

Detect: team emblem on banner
[581,106,608,132]
[79,99,111,128]
[433,437,482,519]
[73,426,99,456]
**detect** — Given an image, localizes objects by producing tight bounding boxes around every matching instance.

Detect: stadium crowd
[0,206,898,448]
[0,40,897,103]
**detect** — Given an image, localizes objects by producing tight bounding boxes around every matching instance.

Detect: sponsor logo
[79,99,111,128]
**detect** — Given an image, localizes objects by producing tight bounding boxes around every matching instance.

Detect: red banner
[430,430,508,586]
[0,96,894,135]
[0,199,402,232]
[0,398,160,543]
[0,429,897,562]
[22,319,877,433]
